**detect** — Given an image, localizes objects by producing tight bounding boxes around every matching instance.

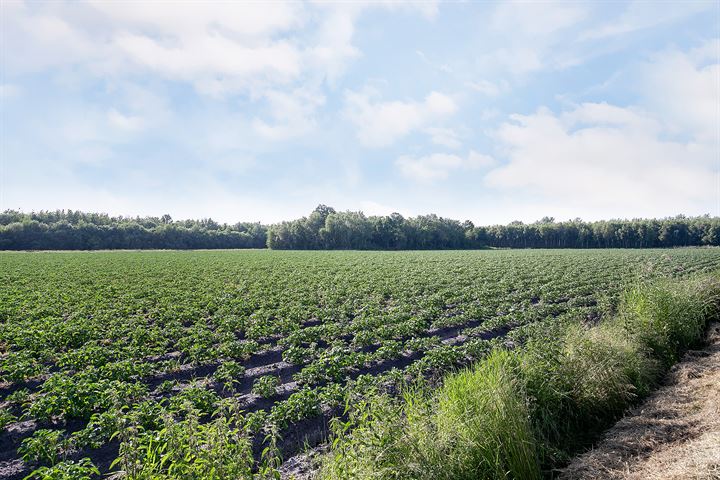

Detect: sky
[1,0,719,225]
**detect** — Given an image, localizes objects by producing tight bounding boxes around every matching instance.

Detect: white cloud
[304,2,439,84]
[416,50,453,73]
[3,0,717,223]
[638,40,720,143]
[397,150,495,182]
[2,1,438,97]
[252,87,326,140]
[425,127,462,149]
[358,200,406,217]
[465,79,505,97]
[113,33,302,94]
[344,88,458,147]
[306,7,361,84]
[107,109,144,131]
[3,1,304,94]
[473,1,588,76]
[488,39,720,223]
[1,172,301,224]
[484,101,717,217]
[2,3,100,73]
[479,108,502,122]
[561,102,662,133]
[466,151,497,169]
[397,154,461,181]
[86,1,302,38]
[425,91,457,114]
[580,1,712,41]
[485,47,544,76]
[327,1,439,20]
[491,1,587,36]
[105,83,171,134]
[388,0,439,19]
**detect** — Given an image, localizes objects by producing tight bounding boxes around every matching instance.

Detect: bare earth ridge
[561,323,720,480]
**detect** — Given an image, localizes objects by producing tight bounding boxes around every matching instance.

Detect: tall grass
[520,321,658,465]
[619,278,717,367]
[434,351,540,480]
[320,274,720,479]
[321,352,540,480]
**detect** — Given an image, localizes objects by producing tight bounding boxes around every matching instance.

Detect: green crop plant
[252,375,280,398]
[0,249,718,478]
[0,408,17,430]
[24,458,99,480]
[18,429,68,466]
[214,360,246,391]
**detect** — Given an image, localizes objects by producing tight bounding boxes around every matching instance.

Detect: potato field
[1,249,720,479]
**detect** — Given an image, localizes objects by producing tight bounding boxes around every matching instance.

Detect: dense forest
[0,210,267,250]
[0,206,718,250]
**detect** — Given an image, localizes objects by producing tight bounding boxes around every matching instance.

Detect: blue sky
[1,0,718,224]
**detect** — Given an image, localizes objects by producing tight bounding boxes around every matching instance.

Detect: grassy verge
[319,274,720,479]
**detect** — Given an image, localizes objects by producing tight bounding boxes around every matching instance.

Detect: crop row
[1,249,719,478]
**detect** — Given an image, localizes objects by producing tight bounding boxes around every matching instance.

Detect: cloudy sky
[1,0,718,224]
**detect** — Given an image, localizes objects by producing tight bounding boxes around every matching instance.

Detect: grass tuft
[433,350,540,480]
[320,353,541,480]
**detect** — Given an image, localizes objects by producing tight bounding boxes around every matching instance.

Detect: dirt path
[561,323,720,480]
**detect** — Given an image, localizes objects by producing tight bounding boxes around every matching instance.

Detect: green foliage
[619,277,718,366]
[156,380,177,394]
[321,353,541,480]
[111,407,263,480]
[294,346,368,385]
[28,374,147,422]
[519,323,657,459]
[434,351,540,479]
[321,274,720,479]
[70,410,120,449]
[281,344,316,364]
[0,209,267,250]
[214,360,246,391]
[0,408,17,430]
[267,207,720,250]
[2,207,720,250]
[269,388,321,428]
[6,388,31,406]
[321,390,408,479]
[169,385,219,415]
[1,249,718,477]
[243,410,269,435]
[18,429,67,466]
[252,375,280,398]
[0,351,47,382]
[24,458,99,480]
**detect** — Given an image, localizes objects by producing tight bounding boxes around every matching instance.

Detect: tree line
[1,206,718,250]
[0,210,266,250]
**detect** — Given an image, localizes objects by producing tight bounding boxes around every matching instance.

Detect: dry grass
[561,323,720,480]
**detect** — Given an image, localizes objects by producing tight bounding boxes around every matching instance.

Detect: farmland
[1,249,720,479]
